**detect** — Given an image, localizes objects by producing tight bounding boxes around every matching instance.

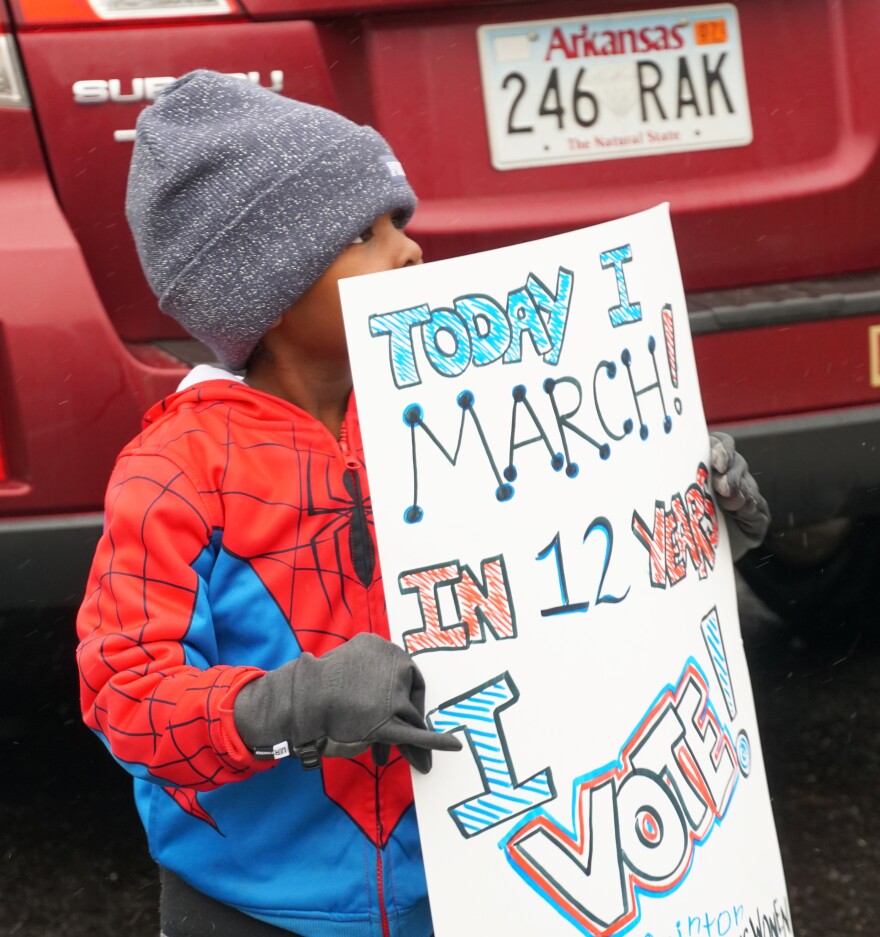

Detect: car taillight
[0,22,29,108]
[11,0,239,26]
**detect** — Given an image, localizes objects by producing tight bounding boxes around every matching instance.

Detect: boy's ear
[266,315,285,331]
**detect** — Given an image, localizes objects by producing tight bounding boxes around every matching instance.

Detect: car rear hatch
[9,0,880,426]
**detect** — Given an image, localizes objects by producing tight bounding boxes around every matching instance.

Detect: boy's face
[272,212,422,364]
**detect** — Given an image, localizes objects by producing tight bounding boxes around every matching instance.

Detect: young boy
[76,70,770,937]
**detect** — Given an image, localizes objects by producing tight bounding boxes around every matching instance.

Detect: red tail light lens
[12,0,238,26]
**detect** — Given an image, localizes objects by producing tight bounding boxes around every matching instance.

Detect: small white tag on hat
[382,157,408,185]
[272,741,291,760]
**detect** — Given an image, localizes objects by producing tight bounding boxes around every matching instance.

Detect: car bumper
[714,402,880,529]
[0,513,103,610]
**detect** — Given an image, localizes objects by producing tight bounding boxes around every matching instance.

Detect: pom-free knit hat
[126,70,417,370]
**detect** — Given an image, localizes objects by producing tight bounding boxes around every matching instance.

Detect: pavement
[1,583,878,936]
[740,575,880,936]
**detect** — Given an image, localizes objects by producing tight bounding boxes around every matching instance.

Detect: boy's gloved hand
[233,633,462,774]
[709,432,771,561]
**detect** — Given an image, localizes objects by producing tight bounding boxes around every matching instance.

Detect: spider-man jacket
[76,373,431,937]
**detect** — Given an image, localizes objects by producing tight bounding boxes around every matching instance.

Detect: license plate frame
[477,4,752,170]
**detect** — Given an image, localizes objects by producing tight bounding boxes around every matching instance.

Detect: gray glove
[709,432,771,561]
[233,633,461,774]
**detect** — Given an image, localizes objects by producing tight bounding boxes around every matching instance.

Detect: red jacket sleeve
[76,449,270,790]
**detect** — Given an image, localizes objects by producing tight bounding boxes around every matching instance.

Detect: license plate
[477,4,752,170]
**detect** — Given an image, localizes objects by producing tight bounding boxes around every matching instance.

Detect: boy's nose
[399,229,423,267]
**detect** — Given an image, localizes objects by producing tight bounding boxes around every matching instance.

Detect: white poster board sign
[340,204,792,937]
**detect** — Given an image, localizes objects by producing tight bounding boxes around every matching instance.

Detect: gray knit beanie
[126,70,417,370]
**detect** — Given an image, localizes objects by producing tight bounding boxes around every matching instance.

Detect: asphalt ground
[1,583,878,937]
[740,582,880,935]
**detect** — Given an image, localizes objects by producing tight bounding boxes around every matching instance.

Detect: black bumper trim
[152,338,219,367]
[713,403,880,528]
[688,269,880,335]
[0,513,103,610]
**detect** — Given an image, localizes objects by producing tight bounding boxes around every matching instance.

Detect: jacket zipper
[376,771,391,937]
[342,424,389,936]
[338,422,361,472]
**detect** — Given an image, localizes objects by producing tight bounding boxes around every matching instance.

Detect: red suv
[2,0,879,618]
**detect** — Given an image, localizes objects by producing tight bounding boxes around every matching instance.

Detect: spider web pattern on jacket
[77,388,412,845]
